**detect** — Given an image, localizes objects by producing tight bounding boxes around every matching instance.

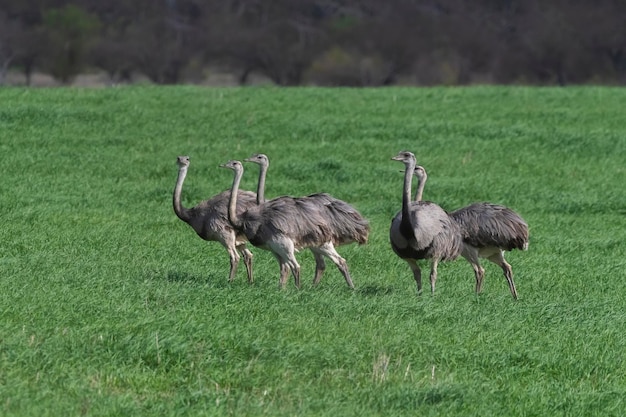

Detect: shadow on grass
[367,385,465,411]
[357,284,395,297]
[162,270,256,289]
[165,270,205,284]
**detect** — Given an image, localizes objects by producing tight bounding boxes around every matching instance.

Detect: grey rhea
[389,151,463,295]
[244,154,369,287]
[413,165,529,300]
[173,156,258,283]
[221,159,356,289]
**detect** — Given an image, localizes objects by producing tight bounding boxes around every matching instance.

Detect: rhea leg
[276,257,301,289]
[461,246,485,294]
[290,260,302,289]
[269,239,301,289]
[311,250,327,286]
[313,243,354,289]
[405,259,422,295]
[487,251,518,300]
[226,246,240,282]
[238,244,254,283]
[221,234,242,282]
[429,258,440,295]
[278,261,290,288]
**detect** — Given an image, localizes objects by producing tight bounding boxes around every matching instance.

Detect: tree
[2,0,626,86]
[584,0,626,84]
[120,0,201,85]
[331,0,438,86]
[202,0,328,85]
[0,11,19,84]
[41,4,101,84]
[89,26,135,85]
[514,0,595,85]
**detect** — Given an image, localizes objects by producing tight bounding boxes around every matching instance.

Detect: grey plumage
[449,203,528,300]
[222,159,355,289]
[413,165,529,299]
[308,193,370,246]
[389,151,463,295]
[244,153,369,287]
[173,156,257,283]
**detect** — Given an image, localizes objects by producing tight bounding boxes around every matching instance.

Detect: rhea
[413,165,529,300]
[173,155,257,283]
[389,151,463,295]
[221,160,357,289]
[244,153,369,287]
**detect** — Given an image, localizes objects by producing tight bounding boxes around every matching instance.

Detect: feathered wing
[449,203,528,251]
[306,193,370,245]
[241,195,334,249]
[390,201,462,261]
[187,190,257,241]
[409,202,463,260]
[196,190,257,216]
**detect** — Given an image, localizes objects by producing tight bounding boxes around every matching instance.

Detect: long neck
[228,168,244,229]
[401,160,415,222]
[415,173,426,202]
[173,166,192,222]
[256,162,268,204]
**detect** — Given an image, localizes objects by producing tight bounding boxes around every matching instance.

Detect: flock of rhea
[173,151,529,299]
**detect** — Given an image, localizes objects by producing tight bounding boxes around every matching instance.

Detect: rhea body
[244,153,369,287]
[222,160,354,289]
[413,165,529,300]
[389,151,462,295]
[173,156,257,282]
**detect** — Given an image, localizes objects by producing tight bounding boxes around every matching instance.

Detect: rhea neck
[401,158,416,216]
[414,170,427,202]
[255,161,268,204]
[227,166,245,229]
[173,164,192,223]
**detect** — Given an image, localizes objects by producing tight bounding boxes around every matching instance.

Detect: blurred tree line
[1,0,625,86]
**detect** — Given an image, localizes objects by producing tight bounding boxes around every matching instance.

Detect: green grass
[1,86,625,416]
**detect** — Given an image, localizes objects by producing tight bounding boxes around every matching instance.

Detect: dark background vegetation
[1,0,625,87]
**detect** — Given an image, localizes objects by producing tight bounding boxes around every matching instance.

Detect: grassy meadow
[1,85,625,416]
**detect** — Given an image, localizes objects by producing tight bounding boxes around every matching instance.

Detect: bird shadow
[162,270,248,289]
[165,270,205,284]
[357,284,395,297]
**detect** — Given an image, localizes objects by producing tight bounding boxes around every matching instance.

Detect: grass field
[1,85,625,416]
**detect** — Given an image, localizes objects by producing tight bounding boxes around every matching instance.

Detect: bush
[306,46,390,87]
